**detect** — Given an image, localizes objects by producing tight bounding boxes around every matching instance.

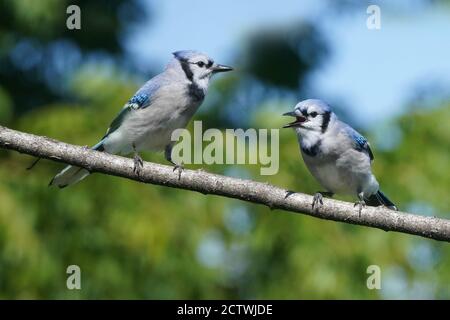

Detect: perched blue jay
[49,50,232,188]
[283,99,397,213]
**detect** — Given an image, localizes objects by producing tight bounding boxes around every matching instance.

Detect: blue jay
[283,99,397,213]
[49,50,232,188]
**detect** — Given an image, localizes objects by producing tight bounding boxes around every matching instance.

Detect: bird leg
[312,191,333,210]
[165,144,184,180]
[132,143,143,176]
[354,192,366,217]
[172,162,184,180]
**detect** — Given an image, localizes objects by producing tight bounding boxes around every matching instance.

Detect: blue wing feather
[348,128,374,161]
[128,93,150,109]
[102,77,163,138]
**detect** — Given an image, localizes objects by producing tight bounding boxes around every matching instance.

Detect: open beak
[282,111,307,128]
[211,64,233,73]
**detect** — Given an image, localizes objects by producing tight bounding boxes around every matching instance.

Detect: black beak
[211,64,233,73]
[282,111,306,128]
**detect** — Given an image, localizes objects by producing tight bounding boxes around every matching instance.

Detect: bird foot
[133,153,144,176]
[173,162,184,180]
[354,200,366,217]
[312,192,324,210]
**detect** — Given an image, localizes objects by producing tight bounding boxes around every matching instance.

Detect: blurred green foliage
[0,0,449,299]
[0,0,149,115]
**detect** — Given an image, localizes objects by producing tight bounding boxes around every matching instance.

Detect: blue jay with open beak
[283,99,397,213]
[47,50,232,188]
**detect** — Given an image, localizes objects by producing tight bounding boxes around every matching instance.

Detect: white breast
[303,153,351,194]
[302,147,379,196]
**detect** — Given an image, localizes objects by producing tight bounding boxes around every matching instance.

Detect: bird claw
[133,154,144,176]
[354,200,366,217]
[173,162,184,180]
[131,143,144,176]
[312,192,324,210]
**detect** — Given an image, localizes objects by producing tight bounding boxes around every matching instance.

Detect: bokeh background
[0,0,449,299]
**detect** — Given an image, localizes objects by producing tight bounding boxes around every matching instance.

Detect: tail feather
[365,190,397,210]
[49,140,105,188]
[49,165,90,188]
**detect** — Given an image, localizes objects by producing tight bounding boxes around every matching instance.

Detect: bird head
[172,50,233,86]
[283,99,333,135]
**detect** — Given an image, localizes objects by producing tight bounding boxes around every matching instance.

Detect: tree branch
[1,125,449,242]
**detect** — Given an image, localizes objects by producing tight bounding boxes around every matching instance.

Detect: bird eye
[197,61,205,67]
[310,112,318,118]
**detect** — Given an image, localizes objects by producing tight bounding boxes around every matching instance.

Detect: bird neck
[191,76,209,98]
[171,58,209,101]
[188,81,206,102]
[298,129,322,151]
[298,114,337,156]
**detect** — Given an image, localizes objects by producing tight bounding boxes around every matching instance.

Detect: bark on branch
[1,125,449,242]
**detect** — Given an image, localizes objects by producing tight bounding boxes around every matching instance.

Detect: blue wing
[102,77,163,139]
[127,93,150,109]
[348,128,374,161]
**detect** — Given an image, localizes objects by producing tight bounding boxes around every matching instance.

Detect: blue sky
[128,0,450,127]
[315,6,450,126]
